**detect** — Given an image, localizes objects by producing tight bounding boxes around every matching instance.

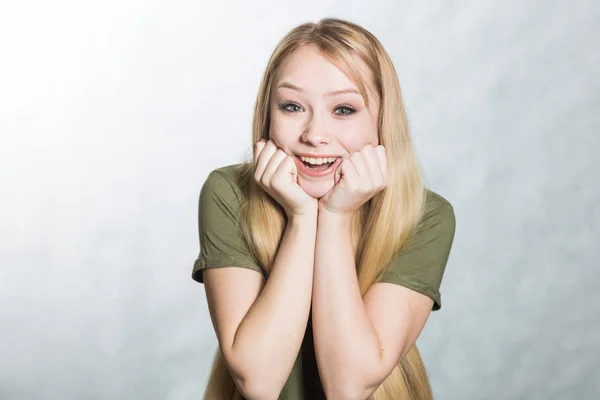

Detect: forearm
[231,212,317,397]
[311,208,382,398]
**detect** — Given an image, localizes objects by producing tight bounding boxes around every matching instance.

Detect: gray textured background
[1,0,598,399]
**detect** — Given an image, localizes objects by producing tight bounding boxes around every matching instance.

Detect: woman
[192,17,456,400]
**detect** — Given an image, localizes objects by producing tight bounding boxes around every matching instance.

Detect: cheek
[338,123,379,148]
[269,115,297,144]
[339,132,371,152]
[335,119,378,149]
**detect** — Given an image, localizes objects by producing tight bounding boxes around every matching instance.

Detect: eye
[334,104,357,116]
[277,101,357,116]
[278,102,303,113]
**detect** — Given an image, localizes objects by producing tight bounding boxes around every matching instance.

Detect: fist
[318,144,388,215]
[254,139,318,217]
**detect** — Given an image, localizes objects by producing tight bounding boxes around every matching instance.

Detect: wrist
[286,203,319,222]
[317,204,353,227]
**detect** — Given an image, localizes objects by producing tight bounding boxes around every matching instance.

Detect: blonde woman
[192,17,456,400]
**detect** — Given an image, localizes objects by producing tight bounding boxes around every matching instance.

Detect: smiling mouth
[301,159,335,170]
[294,155,342,176]
[296,155,340,170]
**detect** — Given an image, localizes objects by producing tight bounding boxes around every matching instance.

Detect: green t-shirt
[192,163,456,399]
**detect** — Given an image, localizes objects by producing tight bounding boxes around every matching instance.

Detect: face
[268,45,380,199]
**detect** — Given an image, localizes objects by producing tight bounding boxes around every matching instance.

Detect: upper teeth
[300,156,337,165]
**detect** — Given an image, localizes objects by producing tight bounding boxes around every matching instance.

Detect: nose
[301,115,331,146]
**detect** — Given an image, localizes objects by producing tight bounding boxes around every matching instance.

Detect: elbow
[322,376,363,400]
[324,384,374,400]
[232,363,285,400]
[222,346,285,399]
[322,367,381,400]
[237,376,283,400]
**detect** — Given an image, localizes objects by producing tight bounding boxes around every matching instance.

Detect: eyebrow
[276,81,361,97]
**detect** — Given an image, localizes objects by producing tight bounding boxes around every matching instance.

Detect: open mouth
[294,155,343,177]
[301,159,336,170]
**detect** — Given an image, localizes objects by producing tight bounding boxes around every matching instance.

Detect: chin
[298,177,334,199]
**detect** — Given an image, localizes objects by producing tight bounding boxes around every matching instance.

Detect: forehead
[275,46,375,98]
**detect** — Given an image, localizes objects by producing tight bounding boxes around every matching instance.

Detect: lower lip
[294,156,342,178]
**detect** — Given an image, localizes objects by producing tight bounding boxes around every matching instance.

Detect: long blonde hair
[203,17,430,399]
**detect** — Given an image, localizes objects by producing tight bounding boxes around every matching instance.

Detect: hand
[254,139,318,217]
[318,144,388,216]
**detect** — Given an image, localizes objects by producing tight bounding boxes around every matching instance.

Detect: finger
[339,157,360,189]
[254,139,267,165]
[262,149,288,185]
[362,145,384,188]
[271,155,296,186]
[334,160,343,185]
[254,140,277,180]
[349,151,372,191]
[376,145,388,186]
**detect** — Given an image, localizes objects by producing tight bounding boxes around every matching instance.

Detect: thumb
[334,162,342,185]
[285,156,298,182]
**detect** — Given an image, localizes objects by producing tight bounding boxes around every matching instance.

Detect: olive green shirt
[192,163,456,399]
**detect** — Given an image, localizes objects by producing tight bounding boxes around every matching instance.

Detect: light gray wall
[1,0,598,399]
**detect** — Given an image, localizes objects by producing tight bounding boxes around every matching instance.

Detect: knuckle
[270,175,282,187]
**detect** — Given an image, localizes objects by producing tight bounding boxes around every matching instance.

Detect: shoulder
[203,163,245,189]
[423,188,453,213]
[379,188,456,310]
[412,188,456,241]
[423,188,455,222]
[200,163,248,205]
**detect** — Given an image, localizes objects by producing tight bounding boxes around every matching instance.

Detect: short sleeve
[379,191,456,311]
[191,168,265,284]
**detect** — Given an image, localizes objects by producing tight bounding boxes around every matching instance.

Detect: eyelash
[278,101,357,116]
